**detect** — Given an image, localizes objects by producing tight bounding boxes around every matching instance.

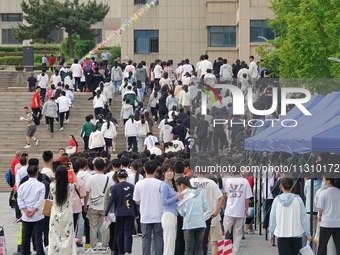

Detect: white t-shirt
[317,187,340,228]
[38,74,49,89]
[153,65,163,79]
[133,178,163,223]
[106,171,117,188]
[55,96,71,113]
[190,177,223,222]
[41,167,53,179]
[224,177,253,217]
[127,173,144,186]
[85,174,110,211]
[199,60,213,76]
[70,63,83,78]
[182,64,193,77]
[144,136,158,151]
[172,140,185,152]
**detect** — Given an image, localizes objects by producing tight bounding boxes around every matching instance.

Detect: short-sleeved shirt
[224,177,253,218]
[26,112,35,127]
[190,177,223,222]
[317,187,340,228]
[31,92,40,109]
[133,178,163,224]
[27,76,37,88]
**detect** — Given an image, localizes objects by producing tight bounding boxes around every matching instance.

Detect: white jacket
[93,95,106,109]
[102,82,114,100]
[89,130,105,149]
[136,121,150,137]
[124,119,137,137]
[101,121,117,139]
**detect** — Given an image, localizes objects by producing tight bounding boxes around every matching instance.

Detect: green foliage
[59,36,96,59]
[14,0,110,58]
[0,47,23,53]
[0,56,23,65]
[74,40,96,59]
[107,46,121,64]
[257,0,340,94]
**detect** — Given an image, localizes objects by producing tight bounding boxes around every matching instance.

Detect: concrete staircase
[0,92,131,192]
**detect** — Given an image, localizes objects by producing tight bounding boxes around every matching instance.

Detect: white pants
[223,216,243,255]
[161,212,177,255]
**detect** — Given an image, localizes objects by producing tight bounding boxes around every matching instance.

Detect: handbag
[90,177,109,206]
[314,224,320,244]
[40,199,53,217]
[66,146,76,154]
[108,212,116,222]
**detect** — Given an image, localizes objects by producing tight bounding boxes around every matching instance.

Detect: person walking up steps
[20,107,39,149]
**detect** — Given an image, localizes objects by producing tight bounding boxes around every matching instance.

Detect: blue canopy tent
[271,91,340,154]
[244,94,324,151]
[312,123,340,152]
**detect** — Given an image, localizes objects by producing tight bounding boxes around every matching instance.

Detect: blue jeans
[114,80,122,94]
[183,228,205,255]
[141,223,163,255]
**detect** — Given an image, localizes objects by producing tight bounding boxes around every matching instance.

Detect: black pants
[79,81,86,92]
[82,207,90,244]
[127,137,137,152]
[198,134,207,152]
[43,216,49,247]
[213,130,227,152]
[175,215,185,255]
[46,116,54,133]
[150,107,158,122]
[74,77,81,91]
[94,107,103,117]
[317,227,340,255]
[109,222,118,254]
[83,136,89,151]
[73,213,79,232]
[115,216,134,254]
[22,219,44,255]
[277,237,302,255]
[59,111,67,128]
[203,218,212,255]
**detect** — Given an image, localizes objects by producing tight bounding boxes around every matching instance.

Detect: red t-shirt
[31,92,40,108]
[69,140,78,153]
[49,57,56,66]
[246,176,255,190]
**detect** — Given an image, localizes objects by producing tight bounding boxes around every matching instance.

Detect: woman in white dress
[49,165,76,255]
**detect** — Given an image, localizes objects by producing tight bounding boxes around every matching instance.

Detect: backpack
[5,169,14,187]
[84,61,93,73]
[31,112,40,126]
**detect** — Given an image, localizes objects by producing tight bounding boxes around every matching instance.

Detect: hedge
[0,56,23,65]
[0,45,59,53]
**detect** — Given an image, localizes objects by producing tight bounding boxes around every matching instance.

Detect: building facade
[1,0,274,64]
[121,0,275,64]
[0,0,122,46]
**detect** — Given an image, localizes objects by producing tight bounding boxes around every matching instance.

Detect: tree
[257,0,340,94]
[13,0,110,58]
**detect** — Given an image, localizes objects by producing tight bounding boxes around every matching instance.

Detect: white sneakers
[24,144,31,149]
[35,140,39,147]
[65,119,70,123]
[60,127,64,131]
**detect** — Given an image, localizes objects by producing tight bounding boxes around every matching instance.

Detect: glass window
[134,30,159,54]
[2,14,23,22]
[250,20,276,42]
[2,29,20,44]
[90,29,103,44]
[208,26,236,47]
[134,0,159,5]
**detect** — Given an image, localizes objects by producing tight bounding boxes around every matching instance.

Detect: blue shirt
[17,178,45,222]
[160,181,178,216]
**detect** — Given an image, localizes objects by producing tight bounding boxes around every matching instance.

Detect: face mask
[321,182,327,189]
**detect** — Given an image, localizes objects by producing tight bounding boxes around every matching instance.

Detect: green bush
[74,40,96,59]
[108,46,121,64]
[0,46,23,53]
[0,56,23,65]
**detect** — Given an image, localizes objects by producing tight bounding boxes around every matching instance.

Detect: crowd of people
[11,54,340,255]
